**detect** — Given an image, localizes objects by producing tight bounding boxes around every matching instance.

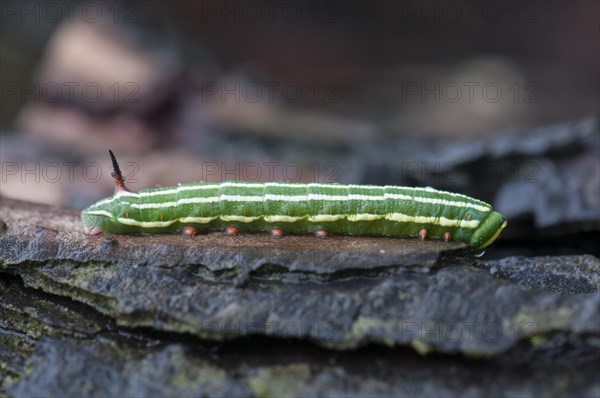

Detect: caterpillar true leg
[182,226,198,237]
[271,228,284,238]
[315,230,329,239]
[225,226,240,236]
[443,231,452,242]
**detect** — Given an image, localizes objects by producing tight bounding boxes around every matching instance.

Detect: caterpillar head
[469,211,507,250]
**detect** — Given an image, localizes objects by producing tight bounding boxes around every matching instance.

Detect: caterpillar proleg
[82,151,507,250]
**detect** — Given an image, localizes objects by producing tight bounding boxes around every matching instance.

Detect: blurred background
[1,0,598,255]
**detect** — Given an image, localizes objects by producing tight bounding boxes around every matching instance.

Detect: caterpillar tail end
[109,149,131,194]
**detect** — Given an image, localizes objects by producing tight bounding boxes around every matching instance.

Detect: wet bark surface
[1,197,599,397]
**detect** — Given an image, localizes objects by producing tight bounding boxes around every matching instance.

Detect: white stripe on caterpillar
[90,182,491,210]
[111,192,490,212]
[112,212,481,229]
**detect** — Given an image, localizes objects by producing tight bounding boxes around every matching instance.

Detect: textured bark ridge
[0,197,471,276]
[1,197,599,397]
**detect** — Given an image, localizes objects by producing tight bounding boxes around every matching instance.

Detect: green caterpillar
[82,151,507,250]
